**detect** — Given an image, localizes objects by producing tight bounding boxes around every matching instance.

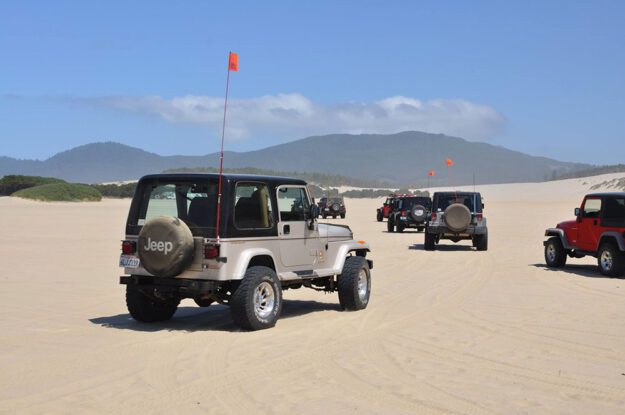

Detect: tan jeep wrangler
[119,173,373,330]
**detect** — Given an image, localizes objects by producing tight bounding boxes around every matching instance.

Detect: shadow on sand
[89,299,342,333]
[531,263,623,280]
[409,243,475,252]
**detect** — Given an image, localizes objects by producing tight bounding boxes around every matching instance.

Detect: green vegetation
[163,166,394,189]
[92,182,137,198]
[0,175,66,196]
[552,164,625,181]
[12,183,102,202]
[590,177,625,191]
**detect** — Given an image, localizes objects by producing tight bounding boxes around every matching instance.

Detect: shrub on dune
[12,183,102,202]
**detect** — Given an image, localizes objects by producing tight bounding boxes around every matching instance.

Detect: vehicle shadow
[89,299,342,333]
[409,243,474,252]
[531,263,623,279]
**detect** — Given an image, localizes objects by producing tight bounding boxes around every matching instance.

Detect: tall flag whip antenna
[215,51,238,241]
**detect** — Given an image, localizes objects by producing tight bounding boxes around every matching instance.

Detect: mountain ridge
[0,131,591,185]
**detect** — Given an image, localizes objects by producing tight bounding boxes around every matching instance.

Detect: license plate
[324,208,329,211]
[400,217,407,220]
[119,255,140,268]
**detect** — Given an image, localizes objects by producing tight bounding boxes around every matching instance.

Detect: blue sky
[1,0,624,164]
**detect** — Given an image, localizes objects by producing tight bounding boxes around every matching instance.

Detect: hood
[318,223,353,241]
[557,220,577,230]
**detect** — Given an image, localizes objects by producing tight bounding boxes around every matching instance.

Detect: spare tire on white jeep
[138,216,195,278]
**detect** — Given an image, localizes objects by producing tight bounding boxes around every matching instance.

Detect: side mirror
[574,207,580,217]
[309,205,319,230]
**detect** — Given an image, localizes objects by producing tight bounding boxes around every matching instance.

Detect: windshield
[398,197,431,210]
[130,179,218,235]
[436,194,482,212]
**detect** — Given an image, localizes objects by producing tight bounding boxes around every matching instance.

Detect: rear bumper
[427,224,487,236]
[120,275,227,297]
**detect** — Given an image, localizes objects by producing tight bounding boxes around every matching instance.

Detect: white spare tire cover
[444,203,471,232]
[138,216,194,278]
[410,204,427,221]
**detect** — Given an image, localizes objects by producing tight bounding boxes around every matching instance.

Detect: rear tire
[597,243,625,277]
[230,266,282,330]
[126,286,179,323]
[544,237,567,268]
[475,232,488,251]
[387,215,395,232]
[322,213,327,219]
[396,221,405,232]
[376,211,383,222]
[340,213,346,219]
[338,256,371,311]
[417,226,424,232]
[424,229,436,251]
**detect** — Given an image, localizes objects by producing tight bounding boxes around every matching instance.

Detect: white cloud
[87,93,505,142]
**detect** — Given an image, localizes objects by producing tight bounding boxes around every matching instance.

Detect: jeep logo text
[143,238,173,255]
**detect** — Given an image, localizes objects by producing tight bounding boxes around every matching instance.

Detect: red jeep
[544,192,625,277]
[376,194,397,222]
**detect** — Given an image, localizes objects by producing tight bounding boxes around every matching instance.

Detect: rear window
[398,197,431,210]
[435,194,482,212]
[130,179,218,235]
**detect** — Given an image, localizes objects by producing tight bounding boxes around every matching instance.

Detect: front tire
[396,221,405,232]
[387,215,395,232]
[597,243,625,277]
[340,213,346,219]
[544,237,567,268]
[376,211,383,222]
[126,286,179,323]
[230,266,283,330]
[338,256,371,311]
[424,229,436,251]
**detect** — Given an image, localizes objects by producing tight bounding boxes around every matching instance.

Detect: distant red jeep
[376,195,397,222]
[544,192,625,277]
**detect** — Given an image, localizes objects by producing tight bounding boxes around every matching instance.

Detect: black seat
[235,194,264,228]
[188,197,215,227]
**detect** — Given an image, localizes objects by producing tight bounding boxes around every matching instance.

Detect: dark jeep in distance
[387,196,432,233]
[544,192,625,277]
[318,196,346,219]
[119,174,372,330]
[424,191,488,251]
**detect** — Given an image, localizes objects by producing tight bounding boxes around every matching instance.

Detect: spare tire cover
[332,203,340,212]
[410,204,427,221]
[444,203,471,232]
[138,216,194,278]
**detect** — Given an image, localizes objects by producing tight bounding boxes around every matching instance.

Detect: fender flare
[544,228,573,250]
[332,241,371,274]
[231,248,279,280]
[599,232,625,251]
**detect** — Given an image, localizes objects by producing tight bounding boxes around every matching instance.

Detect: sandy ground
[1,174,624,414]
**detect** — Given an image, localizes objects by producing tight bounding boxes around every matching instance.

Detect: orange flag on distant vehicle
[228,52,238,72]
[445,158,454,167]
[428,170,435,177]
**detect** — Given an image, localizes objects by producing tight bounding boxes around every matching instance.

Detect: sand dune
[1,175,624,414]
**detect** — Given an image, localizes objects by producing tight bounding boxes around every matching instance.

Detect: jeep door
[276,186,322,268]
[577,197,602,251]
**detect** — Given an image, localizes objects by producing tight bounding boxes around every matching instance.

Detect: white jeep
[119,173,372,330]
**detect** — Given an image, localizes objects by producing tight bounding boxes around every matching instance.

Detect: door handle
[283,224,290,235]
[594,220,598,225]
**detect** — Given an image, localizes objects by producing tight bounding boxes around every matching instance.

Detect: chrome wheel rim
[357,269,368,301]
[601,250,613,271]
[546,244,556,262]
[253,282,275,319]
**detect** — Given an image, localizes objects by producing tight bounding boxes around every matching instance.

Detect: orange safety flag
[428,170,435,177]
[228,52,238,72]
[445,158,454,167]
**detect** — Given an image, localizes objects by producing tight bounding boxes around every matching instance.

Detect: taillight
[401,210,406,216]
[431,212,437,220]
[204,244,220,260]
[476,213,483,221]
[121,240,136,254]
